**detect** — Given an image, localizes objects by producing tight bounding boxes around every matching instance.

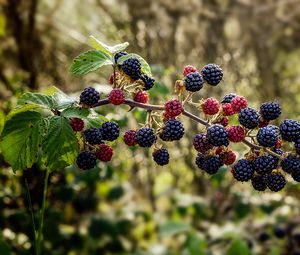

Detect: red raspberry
[221,150,236,165]
[134,91,149,103]
[219,116,229,127]
[259,119,269,128]
[164,99,183,118]
[227,125,246,142]
[202,97,220,115]
[108,88,125,105]
[183,65,198,76]
[124,130,137,146]
[96,144,113,162]
[70,118,84,132]
[222,103,235,116]
[231,96,248,113]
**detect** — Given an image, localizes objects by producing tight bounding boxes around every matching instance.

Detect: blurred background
[1,0,300,254]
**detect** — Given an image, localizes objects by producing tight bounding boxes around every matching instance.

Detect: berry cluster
[74,56,300,193]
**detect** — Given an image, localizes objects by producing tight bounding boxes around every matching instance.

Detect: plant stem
[36,170,50,255]
[92,98,283,159]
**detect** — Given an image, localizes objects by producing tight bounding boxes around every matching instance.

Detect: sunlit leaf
[89,36,129,54]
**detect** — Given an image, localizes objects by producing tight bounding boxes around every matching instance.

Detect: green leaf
[43,86,77,109]
[43,116,79,171]
[17,92,57,109]
[8,104,44,119]
[61,107,90,118]
[186,233,207,255]
[0,239,11,255]
[89,36,129,54]
[0,111,44,172]
[85,114,108,128]
[159,221,190,237]
[226,239,251,255]
[117,53,152,76]
[70,50,113,76]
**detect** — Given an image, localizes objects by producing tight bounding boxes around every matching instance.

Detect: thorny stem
[92,98,283,159]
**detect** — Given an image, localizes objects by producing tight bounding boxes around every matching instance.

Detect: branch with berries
[1,36,300,194]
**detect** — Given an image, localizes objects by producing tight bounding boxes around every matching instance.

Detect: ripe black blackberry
[135,127,157,147]
[273,226,286,239]
[267,173,286,192]
[238,107,260,129]
[114,51,128,63]
[141,74,155,90]
[160,119,184,141]
[201,64,223,86]
[76,151,97,170]
[281,154,300,174]
[260,102,281,121]
[256,125,279,147]
[184,72,204,92]
[295,138,300,153]
[232,159,254,181]
[193,133,213,153]
[292,168,300,182]
[195,153,206,169]
[84,128,103,145]
[79,87,100,107]
[101,121,120,141]
[153,148,169,166]
[254,155,277,174]
[207,124,229,147]
[280,119,300,142]
[121,57,141,80]
[202,155,223,174]
[251,175,268,191]
[221,93,236,104]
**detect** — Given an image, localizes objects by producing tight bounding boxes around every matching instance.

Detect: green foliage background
[1,0,300,255]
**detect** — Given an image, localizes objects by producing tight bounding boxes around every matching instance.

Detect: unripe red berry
[164,99,183,118]
[231,96,248,113]
[215,147,224,154]
[183,65,198,76]
[222,103,235,116]
[108,88,125,105]
[219,116,229,127]
[275,139,283,149]
[202,97,220,115]
[134,91,149,103]
[124,130,137,146]
[220,150,236,165]
[96,144,113,162]
[193,133,213,153]
[108,73,114,85]
[227,125,246,143]
[70,118,84,132]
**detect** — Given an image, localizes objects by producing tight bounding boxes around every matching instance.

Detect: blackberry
[232,159,254,181]
[96,144,113,162]
[254,155,277,174]
[281,154,300,174]
[258,232,270,242]
[221,93,236,104]
[196,154,222,174]
[260,102,281,121]
[251,175,268,191]
[195,153,206,169]
[238,107,260,129]
[280,119,300,142]
[220,150,236,165]
[153,148,169,166]
[141,74,155,90]
[207,124,229,147]
[80,87,100,107]
[84,128,103,145]
[123,130,137,146]
[70,118,84,132]
[256,125,279,147]
[136,127,157,147]
[273,226,286,239]
[193,133,213,153]
[101,121,119,141]
[114,51,128,63]
[76,151,97,170]
[267,173,286,192]
[295,138,300,153]
[201,64,223,86]
[160,119,184,141]
[184,71,204,92]
[292,168,300,182]
[121,57,141,80]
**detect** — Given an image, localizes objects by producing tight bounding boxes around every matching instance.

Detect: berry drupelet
[207,124,229,147]
[101,121,120,141]
[184,71,204,92]
[84,128,103,145]
[238,107,260,129]
[201,64,223,86]
[136,127,157,147]
[153,148,169,166]
[80,87,100,107]
[76,151,97,170]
